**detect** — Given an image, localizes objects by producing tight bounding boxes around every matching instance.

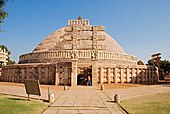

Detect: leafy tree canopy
[0,0,8,31]
[147,59,170,74]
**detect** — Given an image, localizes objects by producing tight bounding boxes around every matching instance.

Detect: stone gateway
[1,16,158,86]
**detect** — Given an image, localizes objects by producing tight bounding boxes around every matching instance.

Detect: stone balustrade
[98,65,158,84]
[1,63,158,85]
[68,20,90,26]
[19,51,138,63]
[1,63,56,85]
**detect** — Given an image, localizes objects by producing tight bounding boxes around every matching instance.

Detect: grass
[120,92,170,114]
[0,94,48,114]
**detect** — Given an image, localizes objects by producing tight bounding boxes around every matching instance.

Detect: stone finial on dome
[78,15,82,20]
[68,16,90,26]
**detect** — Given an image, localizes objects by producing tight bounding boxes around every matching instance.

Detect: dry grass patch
[120,92,170,114]
[0,94,48,114]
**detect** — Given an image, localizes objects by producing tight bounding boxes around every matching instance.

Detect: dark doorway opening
[77,66,92,86]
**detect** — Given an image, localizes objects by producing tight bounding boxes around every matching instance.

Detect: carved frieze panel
[98,35,106,40]
[91,50,98,60]
[72,26,92,31]
[64,35,73,41]
[71,50,78,60]
[65,26,73,32]
[92,26,105,31]
[77,35,92,40]
[64,44,72,50]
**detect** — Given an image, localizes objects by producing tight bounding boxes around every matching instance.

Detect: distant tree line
[147,59,170,74]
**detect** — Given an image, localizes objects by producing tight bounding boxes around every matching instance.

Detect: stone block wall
[97,65,158,84]
[1,63,56,85]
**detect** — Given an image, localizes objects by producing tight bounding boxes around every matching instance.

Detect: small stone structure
[1,16,159,86]
[0,47,8,66]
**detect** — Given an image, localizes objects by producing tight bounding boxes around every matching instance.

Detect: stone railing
[1,63,56,85]
[98,51,138,62]
[19,51,138,63]
[97,65,158,84]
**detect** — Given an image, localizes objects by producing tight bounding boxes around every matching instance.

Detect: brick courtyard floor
[0,82,169,114]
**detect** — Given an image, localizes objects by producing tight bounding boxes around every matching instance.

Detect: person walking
[87,75,92,86]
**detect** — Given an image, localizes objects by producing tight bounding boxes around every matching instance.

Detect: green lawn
[0,95,48,114]
[120,92,170,114]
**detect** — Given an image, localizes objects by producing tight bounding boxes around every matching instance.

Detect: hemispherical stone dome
[19,17,139,64]
[33,27,125,53]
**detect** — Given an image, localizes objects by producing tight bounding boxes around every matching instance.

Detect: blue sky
[0,0,170,63]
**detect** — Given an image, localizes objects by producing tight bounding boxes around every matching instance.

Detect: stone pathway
[43,86,124,114]
[0,82,169,114]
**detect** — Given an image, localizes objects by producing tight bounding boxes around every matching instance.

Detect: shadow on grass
[7,97,49,103]
[7,98,27,101]
[42,99,49,103]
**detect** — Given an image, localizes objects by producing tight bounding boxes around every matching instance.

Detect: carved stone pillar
[71,59,78,86]
[91,50,98,85]
[126,68,130,83]
[120,68,124,84]
[55,64,59,86]
[132,68,136,83]
[100,67,103,84]
[145,69,148,82]
[71,50,78,86]
[155,67,159,82]
[107,68,111,84]
[148,68,151,82]
[45,67,48,84]
[141,69,144,83]
[137,68,140,83]
[92,60,98,85]
[114,67,118,84]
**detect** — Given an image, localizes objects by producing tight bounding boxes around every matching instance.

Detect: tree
[147,59,170,74]
[0,45,15,67]
[0,0,8,31]
[160,59,170,74]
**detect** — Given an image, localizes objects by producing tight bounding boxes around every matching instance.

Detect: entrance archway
[77,66,92,85]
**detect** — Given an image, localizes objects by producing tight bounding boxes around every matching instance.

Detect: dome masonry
[2,16,158,86]
[19,16,138,64]
[32,16,125,54]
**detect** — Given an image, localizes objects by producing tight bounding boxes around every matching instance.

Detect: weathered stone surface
[1,17,158,86]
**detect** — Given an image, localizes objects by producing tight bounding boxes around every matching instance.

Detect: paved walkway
[43,86,124,114]
[0,82,169,114]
